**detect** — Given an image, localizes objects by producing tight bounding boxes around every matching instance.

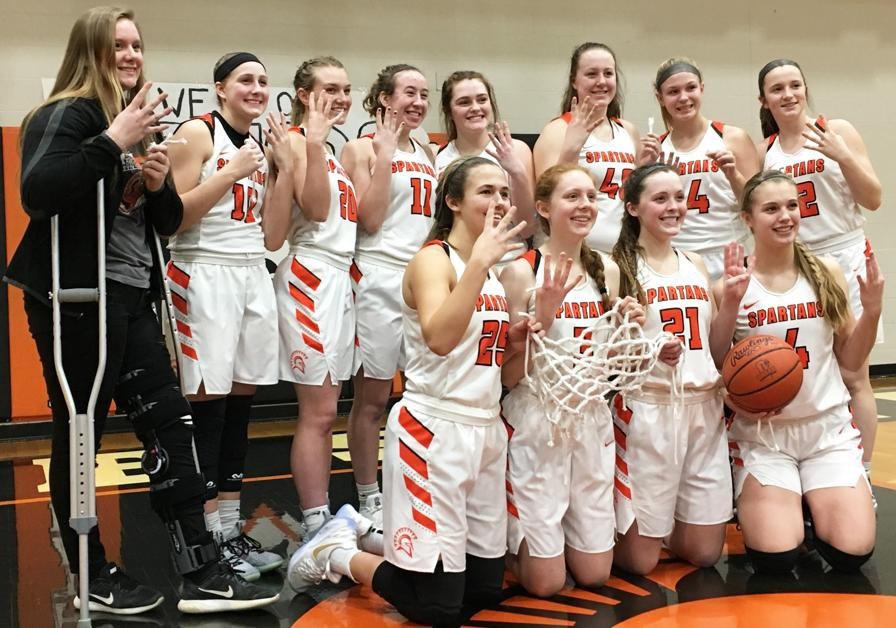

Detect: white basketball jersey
[638,251,720,391]
[434,140,499,177]
[169,112,268,262]
[355,138,437,269]
[734,273,850,420]
[560,113,636,254]
[661,121,748,253]
[287,127,357,268]
[764,116,864,251]
[401,242,509,424]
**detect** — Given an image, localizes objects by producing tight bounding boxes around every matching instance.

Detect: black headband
[214,52,264,83]
[655,62,702,89]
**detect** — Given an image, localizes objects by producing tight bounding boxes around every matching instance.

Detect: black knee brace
[218,394,253,493]
[745,545,799,575]
[372,561,464,627]
[814,538,873,573]
[190,398,228,500]
[463,554,505,609]
[149,473,219,574]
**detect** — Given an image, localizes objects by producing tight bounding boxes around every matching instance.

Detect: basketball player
[611,164,732,575]
[757,59,883,492]
[435,70,535,253]
[261,56,363,541]
[653,58,760,280]
[287,157,529,626]
[710,171,881,574]
[500,164,645,596]
[533,42,655,254]
[341,64,437,529]
[166,52,293,579]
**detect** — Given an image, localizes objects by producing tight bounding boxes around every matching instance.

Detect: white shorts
[613,391,733,538]
[382,401,507,573]
[503,388,615,558]
[274,254,354,385]
[352,259,405,380]
[166,261,278,395]
[824,239,884,344]
[728,403,865,498]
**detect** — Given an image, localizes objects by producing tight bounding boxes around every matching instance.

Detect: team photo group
[5,5,884,625]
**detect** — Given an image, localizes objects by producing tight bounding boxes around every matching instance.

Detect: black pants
[25,281,209,576]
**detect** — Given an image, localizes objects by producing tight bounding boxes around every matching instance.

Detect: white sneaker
[336,503,384,556]
[287,517,358,592]
[221,542,261,582]
[224,531,284,574]
[359,492,384,528]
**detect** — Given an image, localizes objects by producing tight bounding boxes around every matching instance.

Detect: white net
[522,301,673,443]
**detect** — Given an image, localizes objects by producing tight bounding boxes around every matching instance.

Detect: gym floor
[1,385,895,627]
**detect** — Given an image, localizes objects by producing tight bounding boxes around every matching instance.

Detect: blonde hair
[24,7,142,134]
[291,56,344,126]
[653,57,702,131]
[741,171,849,328]
[535,164,611,310]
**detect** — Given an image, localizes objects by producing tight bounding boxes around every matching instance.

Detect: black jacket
[3,97,183,309]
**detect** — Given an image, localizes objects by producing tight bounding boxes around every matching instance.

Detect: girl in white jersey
[757,59,883,484]
[263,57,360,539]
[533,42,654,254]
[287,156,529,626]
[710,171,881,574]
[435,70,535,254]
[500,164,643,597]
[167,52,293,579]
[341,64,437,528]
[653,58,760,280]
[610,164,732,575]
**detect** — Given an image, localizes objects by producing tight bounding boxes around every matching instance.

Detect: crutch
[51,179,106,628]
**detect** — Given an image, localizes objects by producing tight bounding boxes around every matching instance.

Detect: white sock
[219,499,241,540]
[864,460,872,475]
[329,547,361,582]
[359,528,384,556]
[356,482,380,502]
[204,510,222,537]
[302,505,331,537]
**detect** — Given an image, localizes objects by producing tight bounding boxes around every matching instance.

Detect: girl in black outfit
[4,6,277,615]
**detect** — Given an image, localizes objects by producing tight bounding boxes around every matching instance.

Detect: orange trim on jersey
[614,424,627,451]
[610,116,622,125]
[560,112,573,124]
[614,476,632,500]
[412,508,437,533]
[766,134,778,149]
[615,453,628,476]
[361,132,375,140]
[171,292,188,315]
[295,309,320,334]
[166,263,190,290]
[398,439,429,479]
[399,407,435,449]
[521,248,542,274]
[195,112,215,133]
[505,479,514,495]
[710,121,725,137]
[814,115,826,131]
[614,395,633,424]
[349,261,362,284]
[288,282,315,312]
[403,474,433,506]
[175,320,192,338]
[180,343,198,361]
[301,333,324,354]
[288,126,306,136]
[732,456,744,467]
[291,258,321,290]
[507,500,520,519]
[658,131,670,143]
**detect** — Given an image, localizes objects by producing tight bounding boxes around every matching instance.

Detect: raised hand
[470,202,527,268]
[486,121,525,176]
[264,112,293,172]
[563,96,604,151]
[106,82,173,150]
[534,252,582,325]
[224,138,265,181]
[720,241,751,308]
[857,250,884,317]
[141,143,170,192]
[372,106,404,158]
[802,115,851,163]
[638,133,663,166]
[706,148,738,184]
[304,91,342,145]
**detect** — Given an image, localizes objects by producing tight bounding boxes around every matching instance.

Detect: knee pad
[745,545,799,575]
[190,398,228,500]
[815,537,873,573]
[372,561,464,627]
[218,394,253,492]
[463,555,505,608]
[149,472,218,574]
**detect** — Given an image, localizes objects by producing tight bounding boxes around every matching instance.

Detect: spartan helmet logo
[393,527,417,558]
[290,350,307,374]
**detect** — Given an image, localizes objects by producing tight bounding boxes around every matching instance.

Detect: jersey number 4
[687,180,710,214]
[599,167,634,200]
[476,320,510,366]
[660,307,703,350]
[784,328,810,369]
[410,177,433,216]
[230,183,258,223]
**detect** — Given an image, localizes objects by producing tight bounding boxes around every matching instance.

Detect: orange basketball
[722,335,803,414]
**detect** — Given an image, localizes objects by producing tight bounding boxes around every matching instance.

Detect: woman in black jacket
[4,6,277,615]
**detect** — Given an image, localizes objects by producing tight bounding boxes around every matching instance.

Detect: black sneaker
[177,558,280,614]
[73,562,164,615]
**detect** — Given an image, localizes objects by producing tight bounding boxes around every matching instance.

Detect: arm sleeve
[144,179,184,237]
[19,99,122,219]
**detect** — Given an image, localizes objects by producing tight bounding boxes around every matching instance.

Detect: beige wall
[3,0,895,363]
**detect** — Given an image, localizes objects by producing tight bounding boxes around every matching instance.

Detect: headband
[655,62,702,89]
[214,52,265,83]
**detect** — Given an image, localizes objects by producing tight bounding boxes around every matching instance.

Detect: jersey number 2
[338,180,358,222]
[476,320,510,366]
[796,181,819,218]
[230,183,258,223]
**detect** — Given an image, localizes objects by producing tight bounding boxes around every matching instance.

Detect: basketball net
[522,301,677,444]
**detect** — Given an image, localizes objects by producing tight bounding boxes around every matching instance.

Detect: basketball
[722,335,804,414]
